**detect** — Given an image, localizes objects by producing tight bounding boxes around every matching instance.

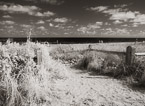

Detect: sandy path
[54,67,145,106]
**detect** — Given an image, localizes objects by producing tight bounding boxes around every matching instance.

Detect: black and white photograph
[0,0,145,106]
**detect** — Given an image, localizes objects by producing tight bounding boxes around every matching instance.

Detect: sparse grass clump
[114,61,145,83]
[0,41,68,106]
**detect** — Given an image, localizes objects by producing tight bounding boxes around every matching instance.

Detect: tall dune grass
[0,41,68,106]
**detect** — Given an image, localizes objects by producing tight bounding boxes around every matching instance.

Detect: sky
[0,0,145,38]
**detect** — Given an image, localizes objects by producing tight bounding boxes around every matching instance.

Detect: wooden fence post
[37,50,42,65]
[126,46,136,65]
[88,44,92,50]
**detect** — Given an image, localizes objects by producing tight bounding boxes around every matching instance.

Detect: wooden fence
[36,49,42,65]
[87,45,145,65]
[126,46,145,65]
[36,45,145,66]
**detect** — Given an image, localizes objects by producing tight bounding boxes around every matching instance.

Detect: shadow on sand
[125,82,145,93]
[71,65,145,93]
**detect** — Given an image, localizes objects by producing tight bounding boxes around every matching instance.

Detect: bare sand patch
[54,66,145,106]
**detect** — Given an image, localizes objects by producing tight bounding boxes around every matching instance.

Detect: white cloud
[110,11,136,21]
[132,23,138,27]
[0,20,15,25]
[36,20,45,24]
[46,19,52,22]
[77,26,97,35]
[2,15,12,18]
[114,4,128,8]
[0,4,39,14]
[43,11,55,16]
[53,24,65,29]
[88,22,103,29]
[33,12,43,16]
[21,24,32,28]
[88,6,130,20]
[113,20,123,24]
[115,28,130,35]
[103,28,130,36]
[4,25,14,28]
[110,10,145,26]
[35,11,55,17]
[67,26,73,28]
[77,26,88,33]
[64,32,69,35]
[121,24,128,27]
[77,22,103,34]
[0,4,55,17]
[49,23,54,27]
[88,4,127,12]
[54,17,68,23]
[132,14,145,24]
[88,6,108,11]
[138,31,145,36]
[104,22,111,26]
[54,24,59,28]
[37,26,46,30]
[87,5,145,26]
[5,21,15,24]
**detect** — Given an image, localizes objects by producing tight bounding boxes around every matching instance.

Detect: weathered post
[126,46,136,65]
[37,49,42,65]
[88,44,92,50]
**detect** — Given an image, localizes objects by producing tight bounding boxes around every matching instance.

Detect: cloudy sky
[0,0,145,38]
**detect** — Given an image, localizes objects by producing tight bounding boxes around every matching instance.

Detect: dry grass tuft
[87,59,103,74]
[0,41,68,106]
[75,51,121,74]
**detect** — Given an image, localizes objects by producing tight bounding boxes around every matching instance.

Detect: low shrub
[75,51,121,74]
[101,54,121,75]
[87,59,103,74]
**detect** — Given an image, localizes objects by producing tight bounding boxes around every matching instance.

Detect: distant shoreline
[0,37,144,44]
